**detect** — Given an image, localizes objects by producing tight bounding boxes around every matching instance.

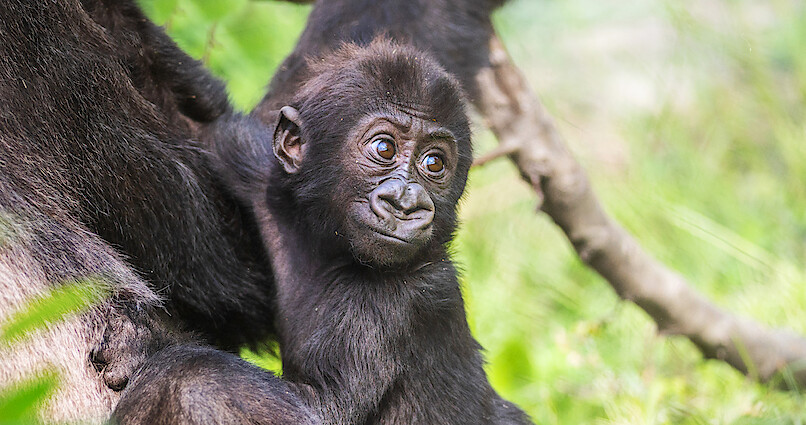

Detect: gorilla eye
[371,138,396,160]
[422,153,445,175]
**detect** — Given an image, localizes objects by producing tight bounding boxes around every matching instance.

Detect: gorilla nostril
[370,180,434,222]
[370,179,405,218]
[370,191,396,220]
[401,203,427,216]
[399,183,434,217]
[378,193,401,211]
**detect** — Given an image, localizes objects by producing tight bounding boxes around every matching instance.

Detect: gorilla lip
[369,227,417,245]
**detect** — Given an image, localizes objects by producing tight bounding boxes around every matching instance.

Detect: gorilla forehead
[292,39,471,147]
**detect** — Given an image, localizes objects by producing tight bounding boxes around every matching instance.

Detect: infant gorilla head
[269,40,472,268]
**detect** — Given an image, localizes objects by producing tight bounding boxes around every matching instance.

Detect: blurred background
[137,0,806,423]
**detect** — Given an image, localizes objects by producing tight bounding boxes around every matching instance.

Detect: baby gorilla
[114,40,530,424]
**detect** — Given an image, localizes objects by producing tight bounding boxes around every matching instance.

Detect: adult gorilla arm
[77,0,282,351]
[0,1,309,422]
[0,203,166,423]
[0,1,181,421]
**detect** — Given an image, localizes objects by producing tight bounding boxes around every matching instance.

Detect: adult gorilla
[0,0,305,422]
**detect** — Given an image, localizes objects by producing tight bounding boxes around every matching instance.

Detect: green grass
[145,0,806,423]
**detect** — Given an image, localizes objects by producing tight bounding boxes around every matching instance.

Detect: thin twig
[471,143,519,167]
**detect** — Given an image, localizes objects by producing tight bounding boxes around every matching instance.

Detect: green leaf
[0,371,59,423]
[0,279,109,345]
[136,0,179,25]
[241,344,283,376]
[189,0,246,21]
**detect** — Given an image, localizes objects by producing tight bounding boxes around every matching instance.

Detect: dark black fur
[113,38,529,425]
[244,2,527,421]
[1,0,525,422]
[113,345,317,425]
[243,1,526,422]
[80,0,232,129]
[77,0,280,351]
[110,1,526,423]
[256,0,504,119]
[0,0,308,422]
[208,40,530,424]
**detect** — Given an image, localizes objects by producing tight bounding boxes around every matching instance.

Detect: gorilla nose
[371,179,435,225]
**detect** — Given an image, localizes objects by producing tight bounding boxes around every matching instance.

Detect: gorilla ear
[273,106,305,174]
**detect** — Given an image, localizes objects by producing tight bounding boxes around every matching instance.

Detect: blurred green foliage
[1,280,108,346]
[0,278,109,424]
[138,0,310,110]
[0,372,59,425]
[142,0,806,423]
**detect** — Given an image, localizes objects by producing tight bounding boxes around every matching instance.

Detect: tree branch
[472,34,806,388]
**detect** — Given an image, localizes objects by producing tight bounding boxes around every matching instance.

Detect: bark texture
[472,34,806,388]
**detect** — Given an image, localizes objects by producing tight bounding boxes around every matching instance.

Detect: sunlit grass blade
[0,370,59,424]
[664,203,777,272]
[0,279,108,345]
[241,343,283,376]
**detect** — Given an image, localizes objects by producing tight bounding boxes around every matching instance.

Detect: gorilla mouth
[369,227,417,245]
[351,200,432,245]
[346,201,434,267]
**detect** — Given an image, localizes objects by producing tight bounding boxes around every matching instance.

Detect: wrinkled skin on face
[269,41,472,269]
[342,109,460,265]
[273,106,463,267]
